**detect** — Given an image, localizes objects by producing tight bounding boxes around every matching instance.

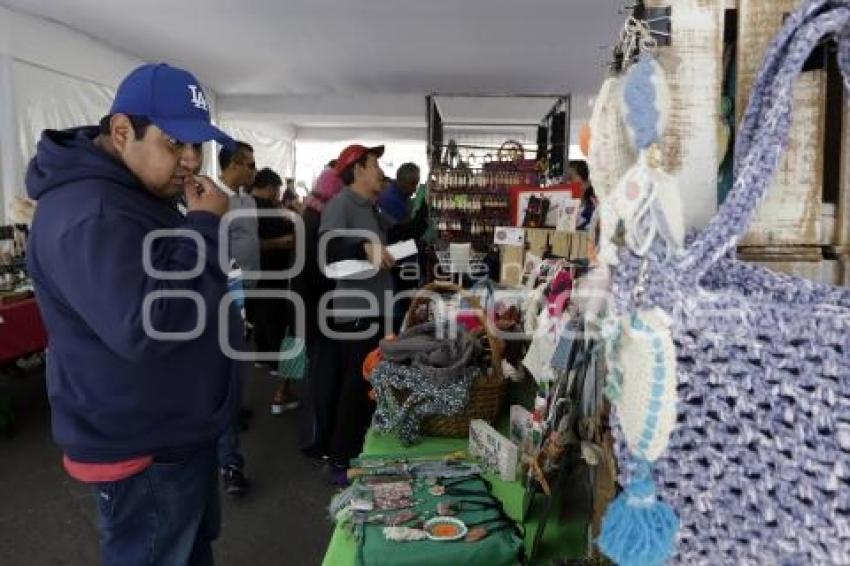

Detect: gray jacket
[319,187,396,320]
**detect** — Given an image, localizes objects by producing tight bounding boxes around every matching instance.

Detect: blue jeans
[93,445,220,566]
[216,423,244,470]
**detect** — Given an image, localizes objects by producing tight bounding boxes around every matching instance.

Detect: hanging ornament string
[594,15,683,566]
[616,17,659,72]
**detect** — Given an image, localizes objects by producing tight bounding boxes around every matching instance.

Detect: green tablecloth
[360,475,523,566]
[322,429,587,566]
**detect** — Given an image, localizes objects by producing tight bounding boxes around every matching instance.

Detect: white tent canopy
[0,0,625,220]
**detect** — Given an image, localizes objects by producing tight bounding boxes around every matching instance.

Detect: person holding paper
[318,145,428,483]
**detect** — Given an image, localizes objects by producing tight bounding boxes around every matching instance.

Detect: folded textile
[371,361,478,445]
[379,321,477,384]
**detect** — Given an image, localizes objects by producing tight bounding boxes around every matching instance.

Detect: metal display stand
[424,93,572,264]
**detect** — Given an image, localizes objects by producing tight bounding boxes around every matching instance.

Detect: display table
[0,297,47,365]
[322,429,586,566]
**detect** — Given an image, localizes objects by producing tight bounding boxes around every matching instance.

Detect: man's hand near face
[184,175,229,217]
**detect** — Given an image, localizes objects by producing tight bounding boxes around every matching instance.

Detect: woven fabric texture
[608,2,850,563]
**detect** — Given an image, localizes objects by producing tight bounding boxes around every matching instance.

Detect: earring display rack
[429,166,539,249]
[425,93,571,252]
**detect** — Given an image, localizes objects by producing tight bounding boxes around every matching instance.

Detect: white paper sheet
[386,239,418,260]
[323,260,376,279]
[324,240,418,279]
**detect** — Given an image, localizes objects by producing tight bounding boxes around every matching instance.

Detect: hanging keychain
[593,17,682,566]
[596,20,684,267]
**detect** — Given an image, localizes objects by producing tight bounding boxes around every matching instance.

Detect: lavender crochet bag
[607,1,850,563]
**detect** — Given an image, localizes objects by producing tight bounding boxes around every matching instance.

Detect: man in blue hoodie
[26,63,242,566]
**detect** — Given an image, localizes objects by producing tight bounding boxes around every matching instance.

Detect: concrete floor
[0,363,336,566]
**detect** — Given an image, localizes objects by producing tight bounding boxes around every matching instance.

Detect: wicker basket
[402,282,507,437]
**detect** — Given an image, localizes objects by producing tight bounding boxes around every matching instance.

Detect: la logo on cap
[188,84,208,111]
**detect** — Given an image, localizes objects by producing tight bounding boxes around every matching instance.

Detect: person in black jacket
[249,168,299,414]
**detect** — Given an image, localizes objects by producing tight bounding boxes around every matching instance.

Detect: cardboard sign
[469,419,518,482]
[493,227,525,246]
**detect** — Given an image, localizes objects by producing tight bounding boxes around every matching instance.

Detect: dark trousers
[253,281,292,362]
[329,318,385,467]
[93,445,219,566]
[299,334,344,456]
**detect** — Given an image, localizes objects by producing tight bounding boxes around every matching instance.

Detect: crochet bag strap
[673,0,850,286]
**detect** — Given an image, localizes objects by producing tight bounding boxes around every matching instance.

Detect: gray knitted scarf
[379,321,477,384]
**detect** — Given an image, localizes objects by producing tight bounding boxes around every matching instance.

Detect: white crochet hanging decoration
[606,308,678,462]
[596,56,684,266]
[587,76,635,200]
[594,50,683,566]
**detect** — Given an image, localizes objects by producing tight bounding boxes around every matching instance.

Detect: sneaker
[270,398,300,415]
[221,465,249,496]
[270,388,300,415]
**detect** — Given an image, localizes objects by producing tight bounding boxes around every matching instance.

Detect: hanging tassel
[598,461,678,566]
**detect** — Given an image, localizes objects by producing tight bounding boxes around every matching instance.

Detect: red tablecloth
[0,298,47,364]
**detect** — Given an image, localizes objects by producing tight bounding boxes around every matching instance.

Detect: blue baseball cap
[110,63,235,150]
